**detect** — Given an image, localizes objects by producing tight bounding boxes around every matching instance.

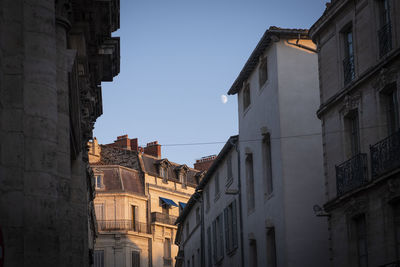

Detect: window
[224,200,238,253]
[164,238,172,266]
[354,215,368,267]
[94,250,104,267]
[95,204,104,221]
[131,205,137,231]
[266,227,277,267]
[132,251,140,267]
[214,171,220,199]
[179,173,187,188]
[196,207,200,225]
[212,214,224,263]
[381,86,399,134]
[186,222,190,238]
[95,175,103,189]
[343,27,355,84]
[226,155,233,186]
[345,110,360,157]
[259,57,268,87]
[192,255,195,267]
[249,239,258,267]
[377,0,392,57]
[243,84,251,111]
[207,227,212,267]
[245,153,255,211]
[262,133,273,196]
[160,167,167,181]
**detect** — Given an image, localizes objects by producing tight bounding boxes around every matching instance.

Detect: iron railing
[151,212,178,225]
[343,55,355,85]
[97,220,150,234]
[370,130,400,178]
[378,22,392,58]
[336,153,368,196]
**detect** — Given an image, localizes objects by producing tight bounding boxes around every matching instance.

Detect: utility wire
[161,123,392,147]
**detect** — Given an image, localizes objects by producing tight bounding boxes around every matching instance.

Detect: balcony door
[131,205,137,231]
[345,110,360,157]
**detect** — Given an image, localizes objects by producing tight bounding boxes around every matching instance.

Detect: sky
[94,0,327,167]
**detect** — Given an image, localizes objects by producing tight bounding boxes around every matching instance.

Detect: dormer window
[95,175,103,189]
[179,173,187,188]
[160,167,168,182]
[176,165,189,189]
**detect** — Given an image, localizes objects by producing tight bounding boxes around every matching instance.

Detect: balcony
[97,220,149,234]
[343,55,355,85]
[336,153,368,196]
[378,23,392,58]
[370,130,400,178]
[151,212,177,225]
[379,261,400,267]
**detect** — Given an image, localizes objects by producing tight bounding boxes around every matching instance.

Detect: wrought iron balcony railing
[370,130,400,178]
[151,212,178,225]
[336,153,368,196]
[343,55,355,85]
[378,22,392,58]
[97,220,150,234]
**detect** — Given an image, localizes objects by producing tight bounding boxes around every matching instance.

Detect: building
[0,0,120,266]
[89,135,202,267]
[193,155,217,172]
[227,27,329,266]
[309,0,400,266]
[175,136,241,267]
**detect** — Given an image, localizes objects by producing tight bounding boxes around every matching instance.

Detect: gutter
[286,34,317,53]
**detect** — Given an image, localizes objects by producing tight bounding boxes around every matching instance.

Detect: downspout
[231,139,244,267]
[286,34,317,53]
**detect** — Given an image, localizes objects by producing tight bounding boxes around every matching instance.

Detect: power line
[161,123,391,147]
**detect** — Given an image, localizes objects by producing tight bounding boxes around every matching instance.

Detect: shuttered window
[94,250,104,267]
[207,226,212,267]
[132,251,140,267]
[224,200,238,253]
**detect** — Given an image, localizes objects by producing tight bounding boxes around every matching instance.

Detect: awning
[179,202,186,209]
[160,197,178,207]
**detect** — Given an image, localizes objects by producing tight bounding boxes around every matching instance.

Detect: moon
[221,95,228,104]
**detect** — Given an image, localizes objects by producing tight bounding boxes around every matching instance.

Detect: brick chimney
[110,134,131,150]
[194,155,217,172]
[144,141,161,159]
[130,138,138,151]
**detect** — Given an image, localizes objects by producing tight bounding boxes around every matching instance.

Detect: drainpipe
[230,139,244,267]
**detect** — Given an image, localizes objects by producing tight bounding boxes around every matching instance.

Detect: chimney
[88,137,101,164]
[108,134,131,150]
[194,155,217,172]
[130,138,138,151]
[144,141,161,159]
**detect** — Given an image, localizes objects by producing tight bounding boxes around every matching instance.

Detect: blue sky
[94,0,327,167]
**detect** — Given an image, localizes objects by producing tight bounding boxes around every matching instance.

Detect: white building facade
[175,136,241,267]
[227,27,329,267]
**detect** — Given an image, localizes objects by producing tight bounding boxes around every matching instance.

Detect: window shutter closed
[224,207,229,252]
[232,200,238,248]
[212,221,217,262]
[132,251,140,267]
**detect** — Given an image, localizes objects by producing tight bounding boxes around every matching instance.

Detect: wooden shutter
[224,207,229,252]
[132,251,140,267]
[212,220,217,262]
[232,200,238,248]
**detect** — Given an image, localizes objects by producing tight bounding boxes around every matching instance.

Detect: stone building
[309,0,400,266]
[89,135,202,267]
[175,136,240,267]
[0,0,120,266]
[227,27,329,266]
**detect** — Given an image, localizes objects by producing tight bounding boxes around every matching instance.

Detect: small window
[207,227,212,267]
[345,110,360,157]
[342,26,355,84]
[160,166,168,181]
[95,175,103,189]
[259,57,268,87]
[266,227,277,267]
[212,214,224,263]
[224,200,238,253]
[164,238,172,266]
[354,215,368,267]
[243,84,251,111]
[262,133,273,196]
[132,251,140,267]
[186,222,190,238]
[249,239,258,267]
[381,85,399,135]
[179,173,187,188]
[205,188,210,211]
[245,153,255,212]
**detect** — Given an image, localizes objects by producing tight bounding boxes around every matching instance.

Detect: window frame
[243,83,251,112]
